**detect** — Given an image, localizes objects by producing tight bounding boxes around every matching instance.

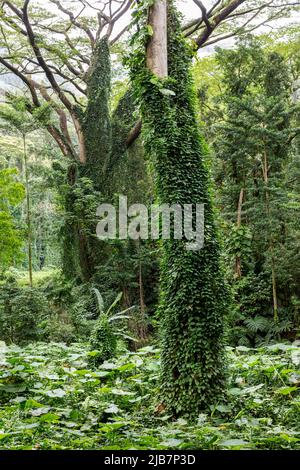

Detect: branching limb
[0,56,40,107]
[49,0,95,47]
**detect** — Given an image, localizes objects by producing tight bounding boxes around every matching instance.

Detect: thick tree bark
[146,0,168,79]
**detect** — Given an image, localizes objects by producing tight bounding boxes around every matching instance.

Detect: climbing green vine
[83,37,112,191]
[127,1,229,416]
[58,38,112,281]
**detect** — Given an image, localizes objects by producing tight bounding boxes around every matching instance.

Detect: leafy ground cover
[0,341,299,450]
[11,269,59,287]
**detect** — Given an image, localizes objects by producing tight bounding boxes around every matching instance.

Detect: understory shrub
[0,283,48,344]
[89,289,136,366]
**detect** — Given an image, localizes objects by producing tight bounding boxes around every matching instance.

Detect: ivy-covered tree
[128,1,229,416]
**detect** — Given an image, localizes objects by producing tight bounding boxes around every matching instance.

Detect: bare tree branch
[193,0,212,32]
[22,0,75,113]
[49,0,95,47]
[0,56,40,107]
[0,60,77,160]
[195,0,247,48]
[30,78,75,152]
[126,118,142,148]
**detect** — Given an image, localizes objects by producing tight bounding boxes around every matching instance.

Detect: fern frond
[244,316,269,332]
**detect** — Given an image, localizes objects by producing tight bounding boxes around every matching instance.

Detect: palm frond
[109,306,136,323]
[114,332,138,342]
[106,291,123,316]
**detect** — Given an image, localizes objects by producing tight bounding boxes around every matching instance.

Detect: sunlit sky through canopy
[0,0,299,92]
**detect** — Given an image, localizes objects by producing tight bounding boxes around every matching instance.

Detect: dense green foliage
[0,273,96,346]
[59,173,103,281]
[89,289,136,365]
[0,284,48,344]
[0,169,25,270]
[90,316,118,365]
[0,342,299,450]
[0,0,300,449]
[194,37,300,346]
[0,103,61,273]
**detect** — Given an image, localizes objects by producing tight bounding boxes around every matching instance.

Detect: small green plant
[89,289,136,365]
[39,315,76,344]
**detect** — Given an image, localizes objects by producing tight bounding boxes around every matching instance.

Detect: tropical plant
[89,288,136,365]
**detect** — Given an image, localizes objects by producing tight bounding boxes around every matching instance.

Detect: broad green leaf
[40,413,60,423]
[159,88,176,96]
[104,404,120,414]
[43,388,66,398]
[30,407,51,417]
[0,384,26,393]
[220,439,249,448]
[276,386,298,395]
[160,438,182,447]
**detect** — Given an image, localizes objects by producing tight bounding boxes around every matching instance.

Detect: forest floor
[0,341,299,450]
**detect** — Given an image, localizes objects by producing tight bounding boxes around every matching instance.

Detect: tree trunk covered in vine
[130,1,228,415]
[83,38,112,189]
[62,38,112,282]
[62,35,146,283]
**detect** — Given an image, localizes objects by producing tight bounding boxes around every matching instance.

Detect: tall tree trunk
[235,187,244,279]
[138,1,227,416]
[23,134,33,288]
[78,229,93,282]
[62,163,94,282]
[146,0,168,78]
[62,38,112,282]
